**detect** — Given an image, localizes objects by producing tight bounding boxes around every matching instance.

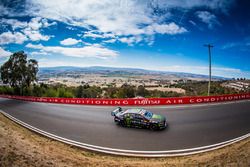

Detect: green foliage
[63,91,74,98]
[32,85,44,97]
[0,86,14,95]
[45,88,58,97]
[23,86,33,96]
[75,85,84,98]
[25,59,39,87]
[175,81,238,96]
[75,85,102,98]
[143,89,182,98]
[136,85,149,97]
[0,51,38,95]
[0,52,242,98]
[115,84,135,98]
[103,85,117,98]
[0,76,245,98]
[58,87,74,98]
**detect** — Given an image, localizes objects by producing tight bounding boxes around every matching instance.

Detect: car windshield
[144,111,153,119]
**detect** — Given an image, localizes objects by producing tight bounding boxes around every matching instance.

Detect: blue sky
[0,0,250,78]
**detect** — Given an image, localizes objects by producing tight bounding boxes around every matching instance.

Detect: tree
[103,85,117,98]
[25,59,39,87]
[136,85,148,97]
[45,88,58,97]
[0,51,38,94]
[33,85,45,97]
[116,84,135,98]
[82,86,102,98]
[58,87,74,98]
[75,85,84,98]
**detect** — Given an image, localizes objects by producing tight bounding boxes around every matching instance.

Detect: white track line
[1,110,249,157]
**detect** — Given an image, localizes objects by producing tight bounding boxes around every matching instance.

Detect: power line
[204,44,213,96]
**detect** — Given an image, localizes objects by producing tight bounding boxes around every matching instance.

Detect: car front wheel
[119,120,126,127]
[150,124,158,130]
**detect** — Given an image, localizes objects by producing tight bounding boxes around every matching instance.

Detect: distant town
[37,66,249,95]
[1,66,249,98]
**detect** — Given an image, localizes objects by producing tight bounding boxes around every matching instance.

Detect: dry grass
[145,87,186,93]
[0,113,249,167]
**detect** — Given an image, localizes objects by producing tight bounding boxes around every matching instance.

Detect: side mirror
[111,107,122,116]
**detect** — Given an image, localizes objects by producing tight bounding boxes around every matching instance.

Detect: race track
[0,98,249,152]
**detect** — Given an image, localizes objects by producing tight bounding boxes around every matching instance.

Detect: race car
[111,107,167,130]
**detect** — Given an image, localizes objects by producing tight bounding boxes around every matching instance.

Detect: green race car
[111,107,167,130]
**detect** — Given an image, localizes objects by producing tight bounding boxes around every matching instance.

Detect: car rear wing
[111,107,123,116]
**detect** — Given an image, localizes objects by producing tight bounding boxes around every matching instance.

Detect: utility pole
[204,44,213,96]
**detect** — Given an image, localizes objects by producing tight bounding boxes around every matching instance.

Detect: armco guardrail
[0,93,250,106]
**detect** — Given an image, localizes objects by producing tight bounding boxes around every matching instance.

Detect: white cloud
[158,65,248,78]
[1,0,234,45]
[26,17,56,30]
[24,1,233,32]
[162,65,241,73]
[22,28,51,41]
[83,31,116,39]
[41,18,57,27]
[24,1,189,45]
[189,20,197,26]
[22,17,54,41]
[0,31,28,45]
[66,26,76,30]
[119,37,135,46]
[196,11,220,29]
[221,41,250,51]
[83,22,186,45]
[222,42,239,49]
[0,47,12,57]
[103,39,117,43]
[145,23,187,35]
[0,17,55,43]
[28,17,43,30]
[60,38,81,46]
[30,51,48,55]
[26,43,118,59]
[118,36,143,46]
[152,0,235,13]
[26,43,44,49]
[0,18,28,30]
[83,32,105,39]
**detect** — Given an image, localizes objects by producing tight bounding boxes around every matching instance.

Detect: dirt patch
[0,113,249,167]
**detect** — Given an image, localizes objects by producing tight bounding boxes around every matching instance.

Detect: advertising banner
[0,93,249,106]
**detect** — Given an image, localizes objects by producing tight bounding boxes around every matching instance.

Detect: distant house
[224,81,249,91]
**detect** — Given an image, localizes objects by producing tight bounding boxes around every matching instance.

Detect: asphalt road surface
[0,98,249,151]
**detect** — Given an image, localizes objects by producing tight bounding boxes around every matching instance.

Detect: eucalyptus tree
[0,51,38,95]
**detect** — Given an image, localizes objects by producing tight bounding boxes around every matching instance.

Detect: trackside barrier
[0,93,250,106]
